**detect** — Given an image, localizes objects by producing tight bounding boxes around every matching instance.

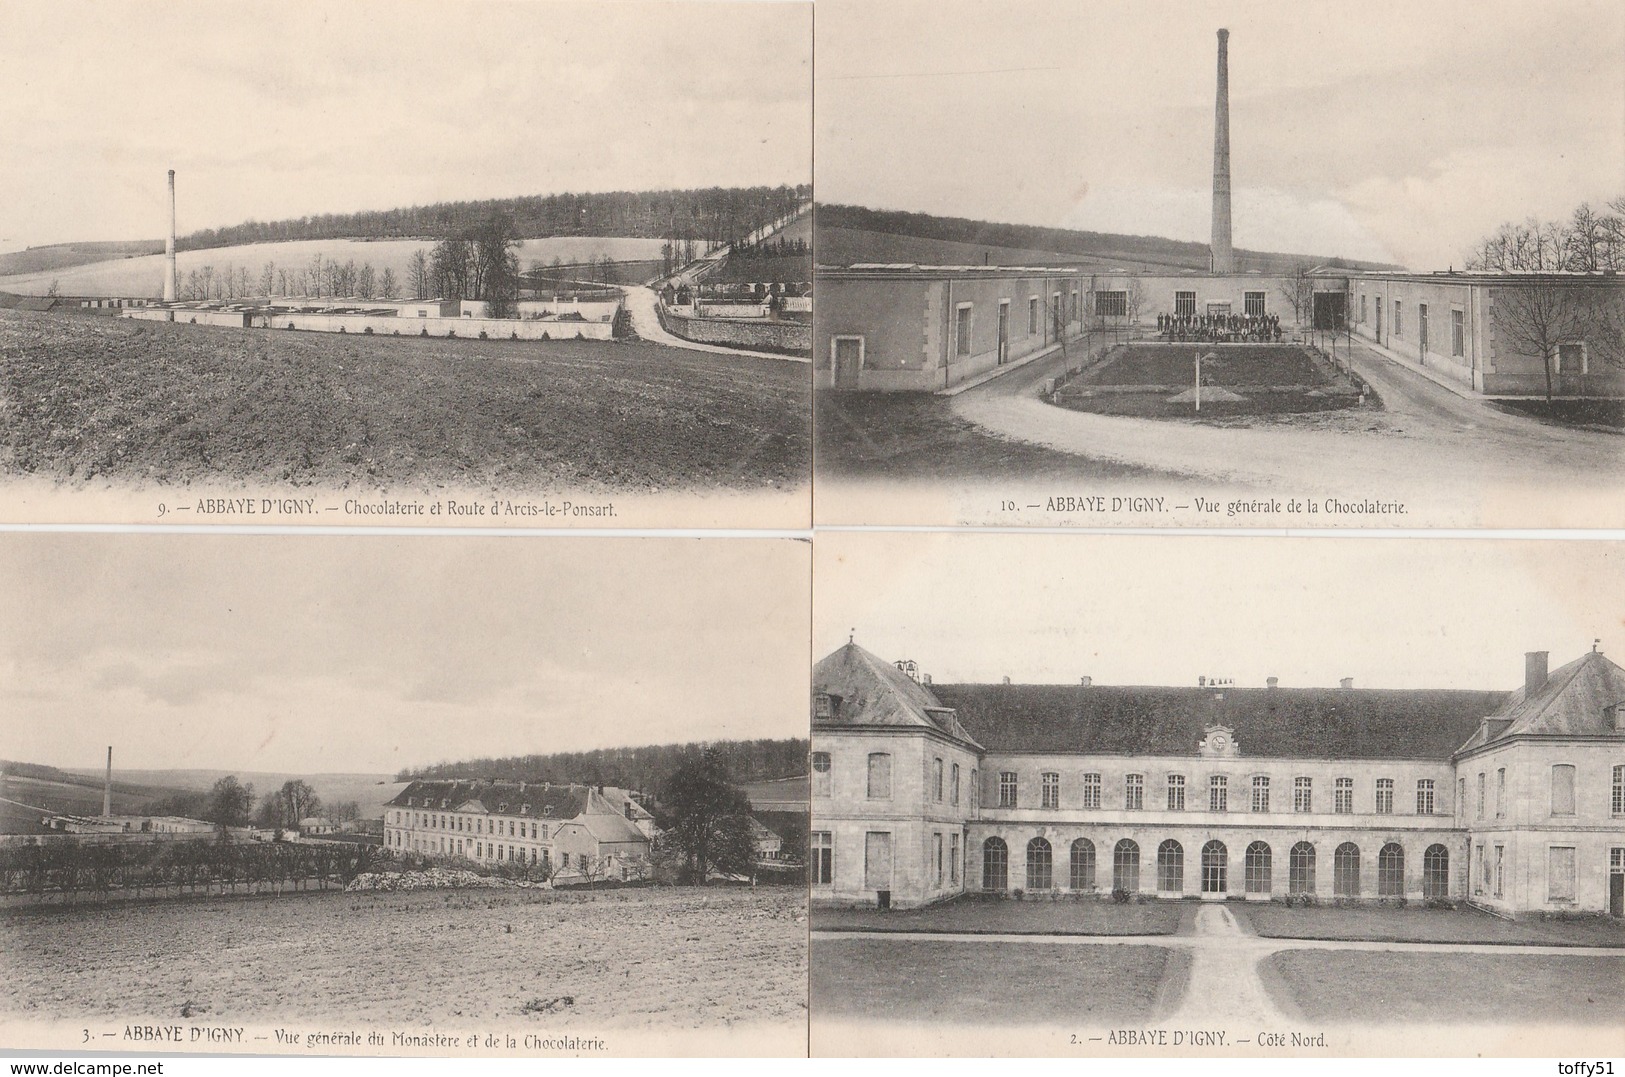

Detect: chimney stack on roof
[1266,676,1278,689]
[1339,677,1354,690]
[1525,651,1549,695]
[1080,676,1093,687]
[1002,675,1012,685]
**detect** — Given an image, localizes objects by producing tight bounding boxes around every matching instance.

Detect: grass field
[1055,343,1364,420]
[1262,949,1625,1024]
[1077,344,1334,388]
[0,311,808,492]
[814,390,1161,482]
[812,937,1185,1025]
[0,884,805,1030]
[1235,903,1625,947]
[0,237,668,297]
[814,897,1185,936]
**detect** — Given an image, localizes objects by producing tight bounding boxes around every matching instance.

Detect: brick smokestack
[164,170,177,302]
[1210,29,1234,274]
[103,746,112,818]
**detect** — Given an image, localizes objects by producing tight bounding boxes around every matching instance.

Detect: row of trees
[175,255,402,302]
[1465,197,1625,273]
[427,215,522,315]
[149,776,357,833]
[177,186,809,254]
[398,737,809,793]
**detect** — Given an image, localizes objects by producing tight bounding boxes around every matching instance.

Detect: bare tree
[409,248,431,300]
[356,262,376,300]
[309,253,324,298]
[1277,264,1315,327]
[378,266,399,300]
[260,261,276,297]
[1494,281,1598,401]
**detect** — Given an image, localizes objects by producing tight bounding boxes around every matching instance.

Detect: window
[1335,777,1353,814]
[1494,844,1505,897]
[811,752,831,797]
[1393,300,1403,336]
[1028,296,1040,335]
[1549,846,1576,902]
[1289,842,1316,895]
[1378,843,1404,898]
[1458,777,1466,818]
[1417,779,1435,815]
[1423,845,1449,900]
[1555,343,1587,375]
[955,304,973,356]
[1041,771,1060,809]
[1027,837,1053,890]
[1095,291,1127,317]
[1175,290,1197,317]
[951,763,961,806]
[1375,778,1394,814]
[1418,302,1429,352]
[1551,764,1576,816]
[970,769,978,809]
[1112,839,1140,893]
[1496,768,1506,818]
[1614,765,1624,816]
[1070,839,1096,890]
[1251,775,1270,813]
[999,771,1019,808]
[950,832,960,884]
[1201,840,1227,894]
[1125,773,1144,811]
[1070,290,1079,322]
[1245,842,1272,895]
[864,832,892,891]
[1081,772,1101,809]
[1294,777,1312,813]
[1475,844,1487,893]
[935,833,944,886]
[1244,291,1265,317]
[1209,775,1228,813]
[1452,309,1465,356]
[1167,773,1186,811]
[933,758,944,803]
[1477,772,1486,818]
[982,837,1008,891]
[1361,293,1368,322]
[1334,843,1360,897]
[867,753,892,799]
[813,693,833,720]
[1156,839,1184,893]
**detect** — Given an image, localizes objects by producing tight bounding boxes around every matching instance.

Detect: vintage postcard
[812,0,1625,529]
[810,531,1625,1057]
[0,0,812,530]
[0,533,811,1057]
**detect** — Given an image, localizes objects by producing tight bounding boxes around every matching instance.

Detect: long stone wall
[661,308,810,355]
[124,308,615,340]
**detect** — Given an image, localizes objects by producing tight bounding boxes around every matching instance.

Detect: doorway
[997,301,1010,365]
[833,336,863,389]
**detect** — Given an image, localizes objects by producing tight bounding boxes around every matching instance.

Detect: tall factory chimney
[164,170,177,302]
[1210,29,1235,274]
[102,746,113,818]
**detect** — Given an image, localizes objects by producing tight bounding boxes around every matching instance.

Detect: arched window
[1289,841,1316,895]
[1026,837,1053,890]
[982,837,1008,892]
[1245,841,1272,894]
[1201,840,1228,893]
[1423,844,1449,899]
[1378,842,1405,897]
[1156,839,1184,893]
[1112,839,1140,893]
[1069,838,1096,890]
[1334,842,1361,897]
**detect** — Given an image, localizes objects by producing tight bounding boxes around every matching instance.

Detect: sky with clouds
[816,535,1624,692]
[0,0,810,252]
[0,536,809,775]
[816,0,1625,268]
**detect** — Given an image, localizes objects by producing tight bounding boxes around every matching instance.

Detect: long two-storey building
[811,642,1625,917]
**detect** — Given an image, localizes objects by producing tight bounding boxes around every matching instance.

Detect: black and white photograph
[810,532,1625,1056]
[0,534,811,1056]
[0,0,812,529]
[812,0,1625,528]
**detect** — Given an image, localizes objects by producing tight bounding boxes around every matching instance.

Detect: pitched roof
[387,779,589,819]
[578,810,650,846]
[1456,651,1625,753]
[813,642,981,748]
[927,682,1505,760]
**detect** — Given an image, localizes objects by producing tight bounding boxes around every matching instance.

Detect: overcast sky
[0,0,810,252]
[816,0,1625,269]
[816,534,1624,692]
[0,536,809,776]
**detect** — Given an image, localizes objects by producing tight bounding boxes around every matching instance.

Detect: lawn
[814,390,1160,482]
[0,310,808,492]
[812,937,1187,1025]
[1262,949,1625,1025]
[1076,344,1335,388]
[1235,903,1625,947]
[814,897,1185,936]
[1053,343,1367,420]
[1491,398,1625,432]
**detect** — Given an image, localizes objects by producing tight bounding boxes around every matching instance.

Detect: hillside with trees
[177,186,811,254]
[397,738,807,797]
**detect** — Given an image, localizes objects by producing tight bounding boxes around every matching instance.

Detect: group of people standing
[1157,310,1282,343]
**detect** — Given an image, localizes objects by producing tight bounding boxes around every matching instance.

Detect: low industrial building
[811,641,1625,917]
